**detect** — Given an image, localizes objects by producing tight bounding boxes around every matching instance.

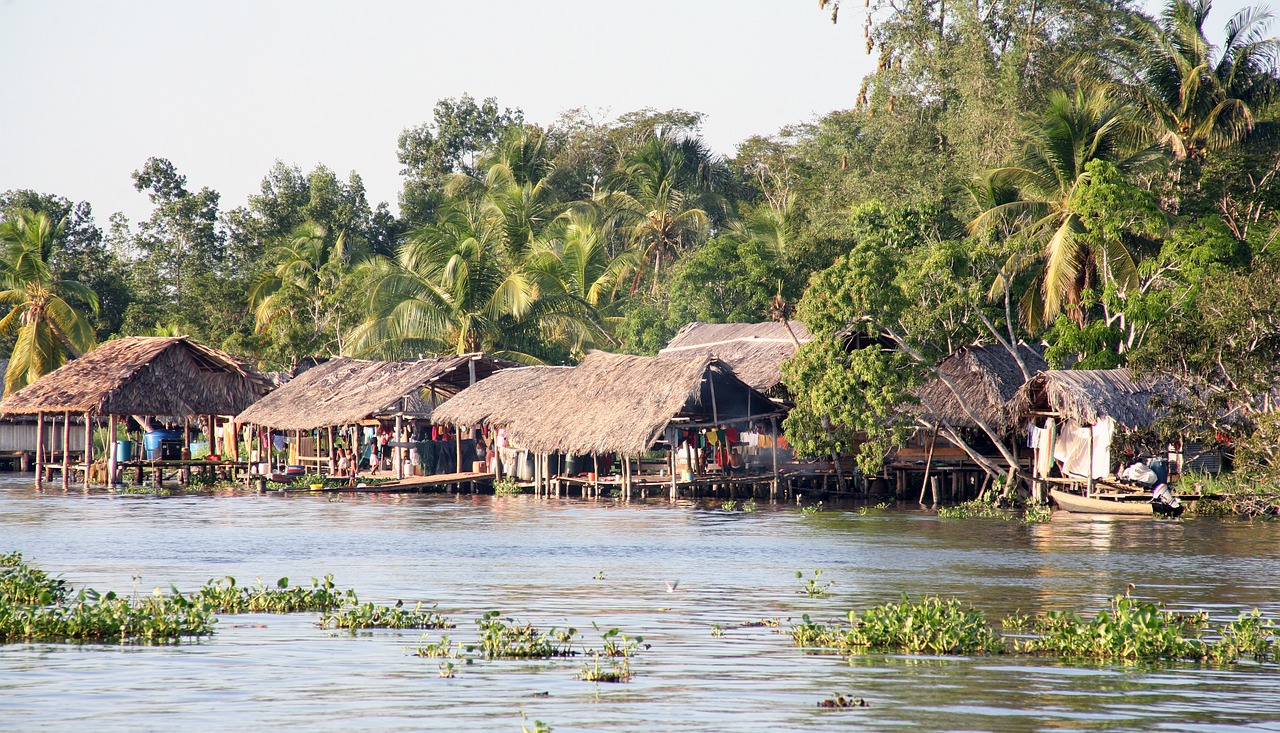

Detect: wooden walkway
[283,471,495,494]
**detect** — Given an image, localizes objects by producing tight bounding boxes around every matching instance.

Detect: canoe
[1049,489,1154,516]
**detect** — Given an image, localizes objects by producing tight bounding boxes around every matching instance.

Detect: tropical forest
[3,0,1280,479]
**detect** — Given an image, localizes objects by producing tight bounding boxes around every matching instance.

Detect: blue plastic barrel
[115,440,135,463]
[144,430,181,459]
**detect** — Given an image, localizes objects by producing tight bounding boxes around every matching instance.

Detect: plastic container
[115,440,135,463]
[144,430,181,459]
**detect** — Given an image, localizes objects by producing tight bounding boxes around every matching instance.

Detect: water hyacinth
[0,587,214,644]
[320,599,452,630]
[470,611,579,659]
[194,575,354,613]
[0,552,69,606]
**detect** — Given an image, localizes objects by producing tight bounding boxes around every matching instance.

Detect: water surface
[2,479,1279,732]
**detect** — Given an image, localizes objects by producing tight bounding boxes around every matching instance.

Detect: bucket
[115,440,135,463]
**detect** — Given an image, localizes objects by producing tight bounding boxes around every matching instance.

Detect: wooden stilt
[83,412,93,487]
[668,446,677,501]
[328,425,336,475]
[919,423,939,505]
[182,417,191,485]
[770,416,779,500]
[107,415,118,489]
[61,411,70,490]
[34,411,44,488]
[394,411,404,480]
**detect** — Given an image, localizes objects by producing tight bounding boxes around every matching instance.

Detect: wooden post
[668,446,677,501]
[107,415,118,489]
[1087,422,1095,496]
[770,416,780,500]
[182,417,191,485]
[454,428,462,475]
[61,411,70,490]
[918,423,939,505]
[34,411,44,488]
[83,412,93,487]
[394,401,404,480]
[328,425,336,475]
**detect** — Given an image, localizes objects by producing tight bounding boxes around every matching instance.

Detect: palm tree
[248,221,361,357]
[599,133,724,293]
[968,85,1162,329]
[348,204,542,361]
[0,209,99,395]
[1086,0,1278,160]
[524,204,638,353]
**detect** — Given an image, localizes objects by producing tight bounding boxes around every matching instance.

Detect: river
[2,479,1279,732]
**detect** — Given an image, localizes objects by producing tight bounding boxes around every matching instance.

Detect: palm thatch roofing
[915,344,1048,433]
[235,353,511,430]
[0,337,268,417]
[1012,368,1174,429]
[433,351,782,455]
[658,321,811,391]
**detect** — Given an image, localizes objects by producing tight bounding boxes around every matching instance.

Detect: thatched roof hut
[431,366,572,430]
[658,321,810,391]
[434,351,782,455]
[0,337,268,417]
[234,353,510,430]
[1012,368,1169,429]
[916,344,1047,433]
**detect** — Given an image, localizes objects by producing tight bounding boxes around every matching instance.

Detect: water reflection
[2,479,1280,731]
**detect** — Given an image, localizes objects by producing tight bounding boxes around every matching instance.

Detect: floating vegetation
[0,552,69,605]
[800,501,824,515]
[595,624,647,657]
[0,586,215,644]
[743,499,758,512]
[792,592,1278,664]
[1022,503,1052,523]
[577,656,632,682]
[857,502,891,515]
[793,595,1000,655]
[194,575,353,613]
[711,624,723,637]
[493,478,522,497]
[721,500,738,511]
[520,713,552,733]
[818,693,869,708]
[797,569,834,598]
[415,633,463,658]
[470,611,579,659]
[320,600,452,631]
[438,661,456,678]
[594,570,606,580]
[936,498,1011,519]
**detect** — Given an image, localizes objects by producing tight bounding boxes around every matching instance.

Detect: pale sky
[0,0,1261,226]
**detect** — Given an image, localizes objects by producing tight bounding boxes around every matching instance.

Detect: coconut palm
[249,221,361,357]
[1086,0,1279,160]
[524,204,638,352]
[968,85,1162,329]
[348,203,542,361]
[0,209,99,395]
[599,133,726,293]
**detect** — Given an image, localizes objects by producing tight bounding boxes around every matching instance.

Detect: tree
[248,221,365,363]
[1088,0,1280,162]
[397,94,523,226]
[969,86,1163,329]
[0,210,99,394]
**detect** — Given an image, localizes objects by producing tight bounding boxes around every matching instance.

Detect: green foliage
[193,575,352,613]
[796,569,834,597]
[493,477,522,497]
[0,552,69,605]
[319,600,452,631]
[469,611,579,659]
[792,595,1001,655]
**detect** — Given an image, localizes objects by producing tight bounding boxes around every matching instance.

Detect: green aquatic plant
[520,712,552,733]
[1014,593,1211,660]
[321,599,453,631]
[493,477,522,497]
[1021,503,1052,523]
[742,499,758,512]
[0,552,69,605]
[0,586,215,644]
[800,501,824,515]
[818,693,869,708]
[936,498,1010,519]
[469,611,578,659]
[438,661,457,678]
[195,575,353,613]
[415,633,463,658]
[721,499,738,511]
[577,655,632,682]
[791,595,1002,655]
[595,624,647,657]
[797,569,834,598]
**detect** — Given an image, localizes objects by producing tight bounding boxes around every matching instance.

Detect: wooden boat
[1049,488,1156,516]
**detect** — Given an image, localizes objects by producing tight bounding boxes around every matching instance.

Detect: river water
[2,479,1279,732]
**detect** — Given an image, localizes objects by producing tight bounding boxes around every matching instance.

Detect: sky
[0,0,869,224]
[0,0,1263,226]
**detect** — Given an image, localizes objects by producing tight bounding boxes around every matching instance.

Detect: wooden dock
[284,471,495,494]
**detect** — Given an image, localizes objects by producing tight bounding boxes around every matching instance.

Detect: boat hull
[1049,489,1154,516]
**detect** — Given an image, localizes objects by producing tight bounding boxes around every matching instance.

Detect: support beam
[182,417,191,485]
[770,416,780,500]
[107,415,118,489]
[61,411,70,490]
[34,411,44,488]
[83,412,93,487]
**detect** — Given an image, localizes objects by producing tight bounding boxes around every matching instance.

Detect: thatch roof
[0,337,268,417]
[434,351,782,455]
[1012,368,1172,429]
[658,321,810,391]
[916,344,1047,433]
[431,366,572,430]
[235,354,510,430]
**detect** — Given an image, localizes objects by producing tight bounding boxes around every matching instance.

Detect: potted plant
[303,473,326,491]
